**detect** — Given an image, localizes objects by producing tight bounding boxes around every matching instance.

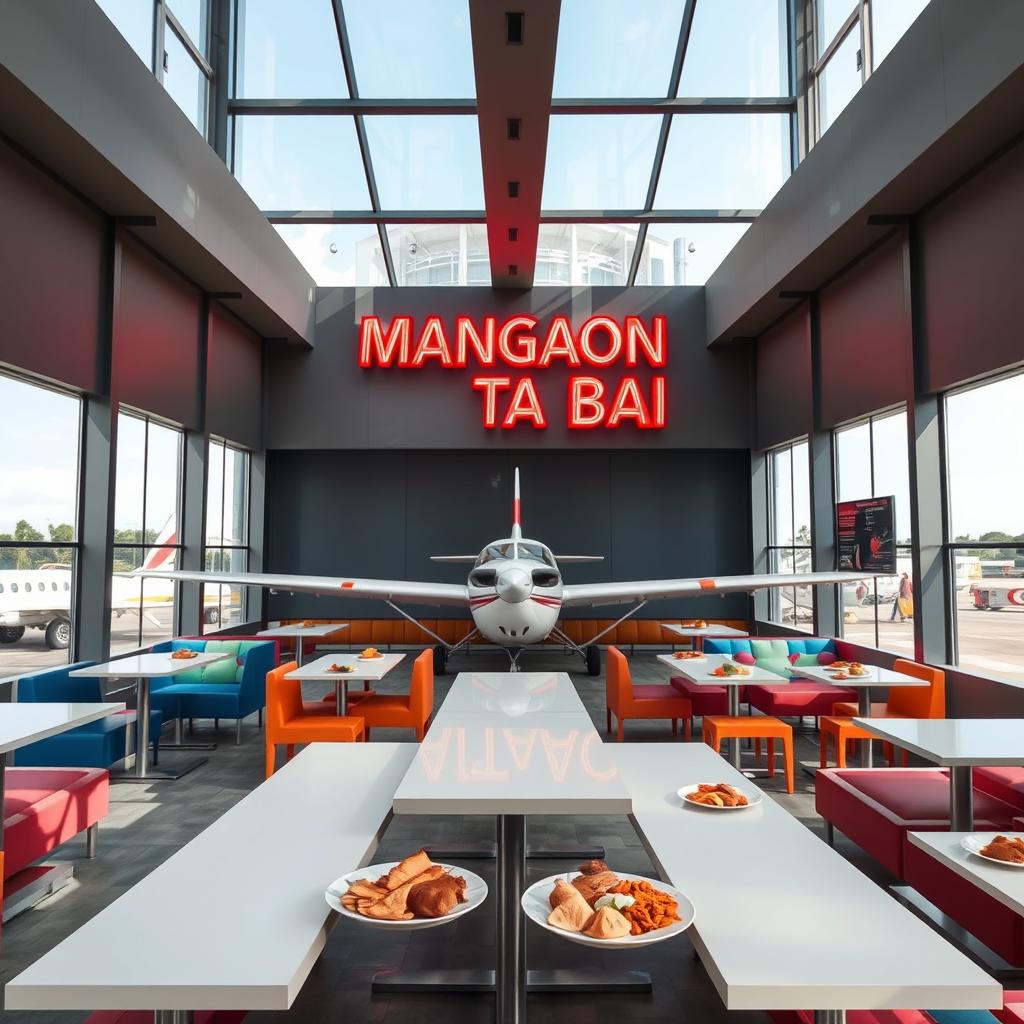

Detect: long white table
[853,718,1024,829]
[5,743,415,1013]
[391,670,632,1023]
[614,743,1000,1020]
[1,702,124,920]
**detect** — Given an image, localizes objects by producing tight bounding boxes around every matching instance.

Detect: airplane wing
[137,570,468,607]
[561,571,868,608]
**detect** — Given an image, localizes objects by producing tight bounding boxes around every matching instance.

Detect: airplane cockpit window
[24,582,32,592]
[517,542,556,567]
[475,543,514,566]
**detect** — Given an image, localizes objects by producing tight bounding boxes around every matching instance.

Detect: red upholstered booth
[768,1011,936,1024]
[746,678,859,719]
[3,767,110,880]
[815,767,1019,878]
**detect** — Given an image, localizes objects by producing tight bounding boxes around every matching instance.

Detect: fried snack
[170,649,198,660]
[549,877,580,909]
[609,879,681,936]
[360,879,416,921]
[981,835,1024,864]
[577,859,610,876]
[361,647,381,658]
[687,783,748,808]
[407,873,467,918]
[572,870,619,907]
[328,663,353,673]
[582,906,631,939]
[383,850,434,890]
[547,887,594,932]
[301,619,317,627]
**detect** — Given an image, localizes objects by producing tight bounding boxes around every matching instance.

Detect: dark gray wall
[207,304,262,449]
[0,138,105,393]
[920,137,1024,392]
[819,234,910,427]
[265,286,753,450]
[265,450,752,621]
[756,306,811,449]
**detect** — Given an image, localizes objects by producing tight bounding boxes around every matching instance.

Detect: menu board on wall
[837,496,897,574]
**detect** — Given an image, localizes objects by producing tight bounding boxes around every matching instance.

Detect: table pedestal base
[2,862,73,922]
[371,968,653,994]
[111,756,207,782]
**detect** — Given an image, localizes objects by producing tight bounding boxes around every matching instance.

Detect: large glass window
[767,441,813,630]
[94,0,211,137]
[111,412,183,654]
[945,373,1024,683]
[0,374,81,675]
[835,410,914,652]
[203,440,250,633]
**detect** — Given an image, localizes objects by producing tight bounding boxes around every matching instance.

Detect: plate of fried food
[170,649,199,660]
[678,782,762,810]
[325,663,354,673]
[962,833,1024,868]
[521,859,694,949]
[326,849,487,929]
[672,650,706,661]
[357,647,385,661]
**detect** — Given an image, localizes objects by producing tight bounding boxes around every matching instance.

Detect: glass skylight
[364,116,484,210]
[654,114,790,210]
[387,224,491,285]
[344,0,475,98]
[553,0,683,98]
[237,0,349,98]
[274,224,389,286]
[535,224,641,286]
[637,222,751,286]
[234,116,372,210]
[542,116,661,210]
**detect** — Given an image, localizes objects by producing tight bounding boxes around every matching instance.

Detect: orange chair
[353,649,434,742]
[265,661,364,778]
[822,660,945,768]
[605,646,692,742]
[703,716,794,793]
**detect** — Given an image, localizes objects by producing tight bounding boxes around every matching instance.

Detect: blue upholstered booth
[148,639,276,743]
[14,661,163,768]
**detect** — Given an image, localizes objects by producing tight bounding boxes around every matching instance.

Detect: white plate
[326,861,488,930]
[669,655,707,664]
[677,784,763,811]
[356,654,386,661]
[521,871,694,949]
[961,834,1024,868]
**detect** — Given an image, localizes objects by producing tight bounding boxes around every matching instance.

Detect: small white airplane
[141,469,866,674]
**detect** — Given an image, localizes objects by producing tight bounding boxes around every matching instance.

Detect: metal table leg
[296,640,305,668]
[335,679,350,716]
[728,686,741,770]
[155,1012,194,1024]
[858,690,873,768]
[950,764,974,831]
[814,1012,846,1024]
[497,814,526,1024]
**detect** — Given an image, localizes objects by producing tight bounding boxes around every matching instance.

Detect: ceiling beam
[469,1,561,288]
[229,98,478,115]
[628,0,697,285]
[264,209,760,224]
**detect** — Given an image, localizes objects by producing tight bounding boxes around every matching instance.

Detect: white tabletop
[284,652,405,682]
[256,623,348,639]
[438,672,587,715]
[69,652,233,679]
[5,743,416,1011]
[613,743,1000,1011]
[392,671,631,816]
[909,831,1024,917]
[853,718,1024,765]
[797,664,928,688]
[657,652,784,684]
[0,702,126,754]
[660,623,748,638]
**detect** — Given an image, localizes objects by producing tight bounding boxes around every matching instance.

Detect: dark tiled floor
[0,650,894,1024]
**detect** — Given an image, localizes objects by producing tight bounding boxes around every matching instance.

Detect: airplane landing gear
[585,644,601,677]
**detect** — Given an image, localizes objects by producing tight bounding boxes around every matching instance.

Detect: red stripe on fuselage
[530,596,562,608]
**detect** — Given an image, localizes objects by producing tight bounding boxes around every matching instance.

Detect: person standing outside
[891,572,912,622]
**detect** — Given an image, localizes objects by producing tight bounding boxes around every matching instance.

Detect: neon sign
[359,314,668,430]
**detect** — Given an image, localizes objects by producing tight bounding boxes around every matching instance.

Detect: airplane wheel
[433,644,448,675]
[45,618,71,650]
[585,644,601,676]
[204,606,221,625]
[0,626,25,644]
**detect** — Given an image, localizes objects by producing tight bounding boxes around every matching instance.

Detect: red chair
[355,649,434,741]
[605,646,692,742]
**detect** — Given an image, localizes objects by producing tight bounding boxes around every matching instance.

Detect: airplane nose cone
[496,567,532,604]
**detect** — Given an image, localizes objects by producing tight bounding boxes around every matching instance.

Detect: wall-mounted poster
[837,496,897,574]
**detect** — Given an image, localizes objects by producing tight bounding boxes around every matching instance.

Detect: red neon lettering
[472,376,511,428]
[651,375,666,428]
[537,316,581,368]
[358,316,411,367]
[455,315,496,367]
[567,376,606,429]
[607,376,651,427]
[578,316,623,367]
[497,316,538,366]
[502,376,547,429]
[410,316,454,367]
[625,316,666,368]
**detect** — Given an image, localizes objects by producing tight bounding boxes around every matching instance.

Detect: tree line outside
[0,520,166,572]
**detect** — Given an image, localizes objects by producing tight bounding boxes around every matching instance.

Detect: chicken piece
[572,870,619,907]
[407,874,467,918]
[577,859,610,876]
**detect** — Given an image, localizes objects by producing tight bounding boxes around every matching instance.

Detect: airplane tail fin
[511,466,522,540]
